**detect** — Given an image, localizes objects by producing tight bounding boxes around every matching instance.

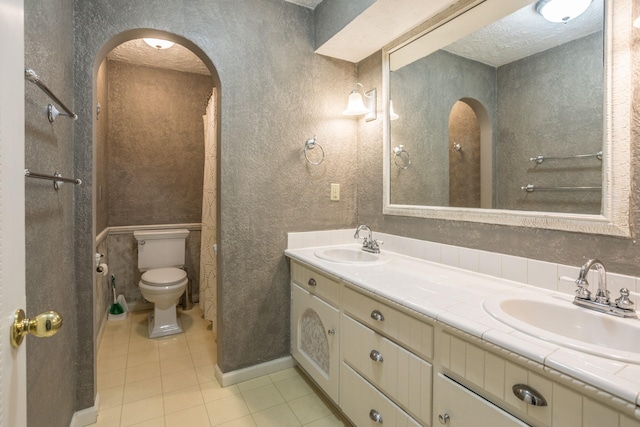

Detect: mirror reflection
[389,0,604,214]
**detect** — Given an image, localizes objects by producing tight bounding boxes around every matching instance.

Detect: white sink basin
[314,248,390,265]
[483,293,640,363]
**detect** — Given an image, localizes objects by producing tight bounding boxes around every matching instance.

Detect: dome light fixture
[143,38,175,50]
[536,0,592,23]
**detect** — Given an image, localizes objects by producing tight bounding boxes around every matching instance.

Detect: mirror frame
[382,0,631,237]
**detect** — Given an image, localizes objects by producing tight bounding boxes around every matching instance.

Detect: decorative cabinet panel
[342,314,432,424]
[291,283,340,403]
[341,362,422,427]
[433,373,529,427]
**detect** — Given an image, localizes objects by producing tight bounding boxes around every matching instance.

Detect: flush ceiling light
[143,38,175,49]
[536,0,592,23]
[343,83,376,121]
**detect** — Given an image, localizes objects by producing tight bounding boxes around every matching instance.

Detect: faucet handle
[615,288,635,310]
[574,278,591,300]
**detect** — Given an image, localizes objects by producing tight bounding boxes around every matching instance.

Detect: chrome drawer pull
[369,349,384,362]
[327,329,335,335]
[369,409,383,423]
[512,384,548,407]
[438,413,450,424]
[370,310,385,321]
[308,278,317,287]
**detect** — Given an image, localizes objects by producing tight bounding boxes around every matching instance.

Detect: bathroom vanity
[287,245,640,427]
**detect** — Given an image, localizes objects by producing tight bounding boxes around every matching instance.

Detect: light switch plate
[331,183,340,201]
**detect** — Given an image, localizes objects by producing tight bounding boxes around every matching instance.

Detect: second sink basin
[315,247,390,265]
[483,292,640,363]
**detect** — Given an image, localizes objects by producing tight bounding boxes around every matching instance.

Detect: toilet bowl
[139,267,188,338]
[134,229,190,339]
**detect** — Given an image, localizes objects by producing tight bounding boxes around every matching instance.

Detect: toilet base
[148,306,183,339]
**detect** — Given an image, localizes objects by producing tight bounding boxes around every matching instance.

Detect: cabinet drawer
[342,314,432,424]
[291,261,340,306]
[291,283,340,403]
[433,374,528,427]
[343,286,434,360]
[340,363,422,427]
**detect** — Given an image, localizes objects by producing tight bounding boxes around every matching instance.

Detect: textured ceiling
[285,0,323,9]
[444,0,604,67]
[107,39,210,75]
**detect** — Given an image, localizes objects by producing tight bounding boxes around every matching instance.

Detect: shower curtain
[199,89,217,336]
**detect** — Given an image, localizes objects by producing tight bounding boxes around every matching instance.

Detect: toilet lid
[141,268,187,286]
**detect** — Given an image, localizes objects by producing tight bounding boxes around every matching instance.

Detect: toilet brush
[109,275,124,315]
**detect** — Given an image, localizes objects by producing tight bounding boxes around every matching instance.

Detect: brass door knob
[11,309,63,348]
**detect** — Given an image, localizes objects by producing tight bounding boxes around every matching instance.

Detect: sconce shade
[143,38,175,49]
[536,0,592,23]
[389,100,399,121]
[634,16,640,28]
[343,90,370,116]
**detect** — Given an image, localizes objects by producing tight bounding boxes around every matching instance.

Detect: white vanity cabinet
[290,262,341,403]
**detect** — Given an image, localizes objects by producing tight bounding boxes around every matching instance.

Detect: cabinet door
[291,283,340,403]
[433,374,528,427]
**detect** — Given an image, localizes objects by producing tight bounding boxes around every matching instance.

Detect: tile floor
[92,307,351,427]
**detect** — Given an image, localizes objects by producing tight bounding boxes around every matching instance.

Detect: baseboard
[69,393,99,427]
[214,356,296,387]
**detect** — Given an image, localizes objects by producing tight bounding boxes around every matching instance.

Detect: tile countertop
[285,244,640,410]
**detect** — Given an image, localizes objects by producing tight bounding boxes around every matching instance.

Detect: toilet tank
[134,229,190,270]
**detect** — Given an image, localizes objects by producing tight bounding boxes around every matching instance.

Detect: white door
[0,0,28,426]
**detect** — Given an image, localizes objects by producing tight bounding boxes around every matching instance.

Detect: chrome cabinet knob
[369,349,384,362]
[369,409,383,423]
[308,278,316,287]
[327,329,335,335]
[438,413,450,424]
[370,310,385,321]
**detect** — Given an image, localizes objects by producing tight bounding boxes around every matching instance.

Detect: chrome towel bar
[25,169,82,190]
[529,151,602,164]
[25,68,78,122]
[521,184,601,193]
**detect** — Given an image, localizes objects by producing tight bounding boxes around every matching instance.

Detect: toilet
[134,228,190,338]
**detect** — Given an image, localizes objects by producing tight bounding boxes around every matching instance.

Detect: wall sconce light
[343,83,377,121]
[535,0,592,23]
[634,16,640,28]
[143,38,175,49]
[389,100,399,121]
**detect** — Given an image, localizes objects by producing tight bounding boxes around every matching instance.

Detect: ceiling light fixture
[536,0,592,23]
[143,38,175,50]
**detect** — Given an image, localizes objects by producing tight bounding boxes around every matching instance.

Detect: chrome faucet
[354,225,382,254]
[573,259,636,318]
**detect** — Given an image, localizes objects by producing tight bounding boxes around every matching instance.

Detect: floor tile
[195,363,217,384]
[268,368,299,384]
[274,375,314,401]
[303,413,350,427]
[126,361,161,384]
[120,395,164,427]
[165,405,211,427]
[157,334,188,348]
[162,368,199,393]
[98,355,128,374]
[252,403,301,427]
[99,385,124,410]
[128,339,158,355]
[242,384,285,413]
[159,343,191,360]
[161,354,194,375]
[93,406,122,427]
[237,376,272,393]
[98,369,126,391]
[129,416,165,427]
[163,384,205,415]
[127,349,159,368]
[123,377,163,404]
[201,381,240,402]
[206,394,250,426]
[192,348,217,367]
[288,394,333,425]
[217,415,256,427]
[188,337,217,354]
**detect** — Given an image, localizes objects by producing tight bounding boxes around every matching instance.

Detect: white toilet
[134,229,190,338]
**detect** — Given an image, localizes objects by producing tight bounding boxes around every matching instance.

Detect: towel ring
[393,145,411,170]
[304,135,325,165]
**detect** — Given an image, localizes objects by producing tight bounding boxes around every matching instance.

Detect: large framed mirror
[382,0,631,236]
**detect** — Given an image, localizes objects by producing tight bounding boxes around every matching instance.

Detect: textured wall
[314,0,376,49]
[448,101,481,208]
[73,0,357,375]
[357,30,640,278]
[389,50,496,206]
[96,59,109,233]
[495,32,603,213]
[106,60,210,226]
[24,0,80,425]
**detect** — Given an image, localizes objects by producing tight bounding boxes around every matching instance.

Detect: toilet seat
[141,267,187,287]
